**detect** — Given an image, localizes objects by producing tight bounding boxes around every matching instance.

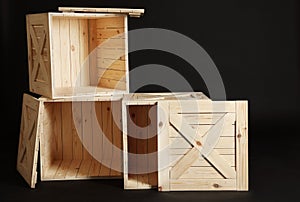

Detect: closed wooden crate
[17,93,123,188]
[26,8,144,99]
[122,93,248,191]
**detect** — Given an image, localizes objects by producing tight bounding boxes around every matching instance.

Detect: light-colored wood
[27,11,132,99]
[79,19,90,86]
[127,106,138,188]
[58,7,145,17]
[27,13,52,98]
[88,19,98,86]
[69,19,81,86]
[82,102,93,160]
[169,100,236,113]
[157,102,170,191]
[101,101,113,175]
[111,101,122,175]
[170,113,236,179]
[61,103,73,160]
[179,167,223,179]
[170,179,236,191]
[147,105,158,187]
[17,94,42,188]
[236,101,249,191]
[170,148,199,179]
[136,106,149,188]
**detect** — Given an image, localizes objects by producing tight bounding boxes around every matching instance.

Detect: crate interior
[50,15,127,97]
[126,105,158,189]
[40,101,122,180]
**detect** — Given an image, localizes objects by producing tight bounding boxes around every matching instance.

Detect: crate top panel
[39,93,124,102]
[123,92,210,105]
[58,7,145,18]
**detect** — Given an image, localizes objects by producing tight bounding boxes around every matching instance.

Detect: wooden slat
[88,19,98,86]
[92,102,102,167]
[59,19,71,87]
[101,101,113,175]
[82,102,93,160]
[54,160,72,179]
[79,19,90,86]
[136,106,149,188]
[58,7,145,18]
[89,161,101,176]
[53,103,63,160]
[98,69,126,82]
[61,103,73,160]
[96,17,125,29]
[169,100,236,113]
[147,105,158,187]
[179,167,223,179]
[72,102,83,160]
[97,58,125,70]
[69,19,81,86]
[127,106,138,188]
[111,101,122,175]
[170,114,236,179]
[42,160,61,180]
[157,101,170,192]
[98,78,126,90]
[65,160,81,178]
[170,147,199,179]
[236,101,249,191]
[51,18,62,88]
[170,179,236,191]
[77,159,92,178]
[122,102,129,188]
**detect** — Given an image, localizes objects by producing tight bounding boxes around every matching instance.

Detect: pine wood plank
[59,18,71,87]
[82,102,93,160]
[147,105,158,187]
[61,103,73,160]
[236,101,249,191]
[136,106,149,188]
[65,160,81,178]
[69,19,81,86]
[101,101,113,175]
[157,101,170,191]
[170,179,236,191]
[88,19,98,86]
[77,159,92,178]
[111,101,122,175]
[170,147,199,179]
[54,160,72,179]
[72,102,83,160]
[79,19,90,86]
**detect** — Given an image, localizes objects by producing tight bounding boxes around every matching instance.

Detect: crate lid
[17,94,42,188]
[58,7,145,17]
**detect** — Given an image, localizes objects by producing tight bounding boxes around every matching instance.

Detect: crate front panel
[168,102,237,191]
[26,13,52,98]
[49,14,127,98]
[40,100,123,180]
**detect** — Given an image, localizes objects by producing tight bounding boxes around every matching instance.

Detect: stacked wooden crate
[17,7,144,188]
[17,7,248,191]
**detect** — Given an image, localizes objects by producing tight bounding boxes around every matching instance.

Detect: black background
[1,0,300,201]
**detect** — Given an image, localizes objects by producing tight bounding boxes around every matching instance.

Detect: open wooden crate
[26,8,144,99]
[122,93,248,191]
[17,93,123,188]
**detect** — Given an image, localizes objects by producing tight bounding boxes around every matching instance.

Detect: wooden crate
[17,93,123,188]
[26,7,144,99]
[122,93,248,191]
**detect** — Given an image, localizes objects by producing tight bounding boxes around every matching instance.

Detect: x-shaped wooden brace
[29,25,48,83]
[19,104,36,165]
[170,113,236,179]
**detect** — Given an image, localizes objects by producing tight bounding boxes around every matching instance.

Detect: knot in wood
[213,184,220,188]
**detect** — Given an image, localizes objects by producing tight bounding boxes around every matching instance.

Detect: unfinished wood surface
[136,106,149,188]
[111,101,122,175]
[27,13,52,98]
[236,101,249,191]
[27,12,130,99]
[157,102,170,191]
[170,179,237,191]
[58,7,145,17]
[39,100,122,181]
[147,105,158,188]
[17,94,42,188]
